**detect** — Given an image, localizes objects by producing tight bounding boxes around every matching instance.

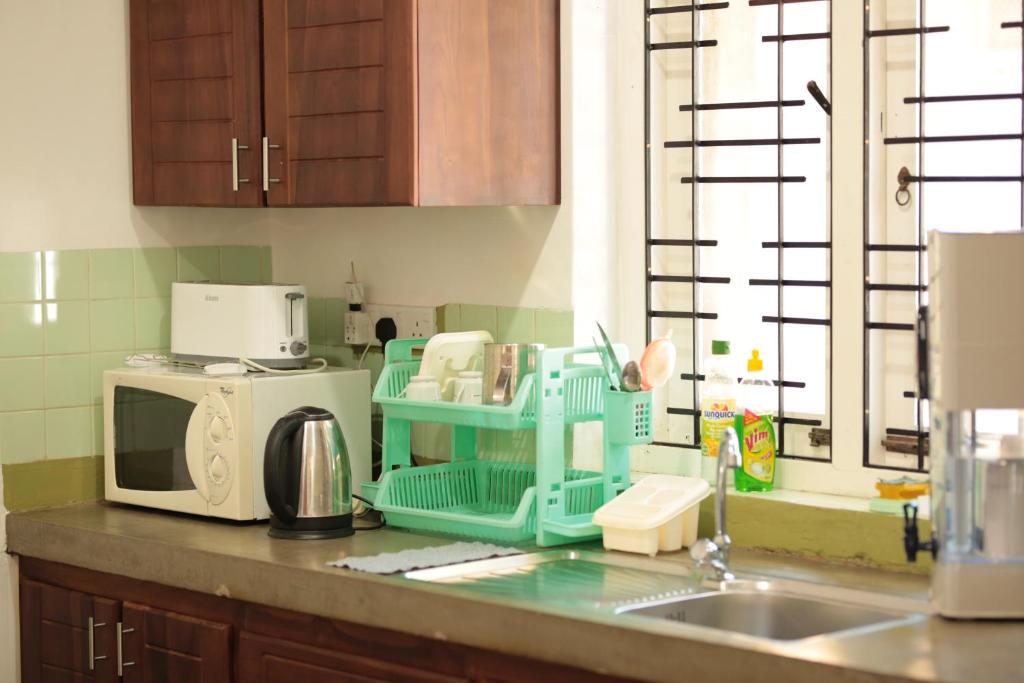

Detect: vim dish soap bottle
[734,349,777,492]
[700,340,736,483]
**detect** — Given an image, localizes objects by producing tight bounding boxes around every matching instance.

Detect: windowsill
[725,487,930,519]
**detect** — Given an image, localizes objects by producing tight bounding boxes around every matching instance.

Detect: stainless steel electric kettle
[264,406,353,539]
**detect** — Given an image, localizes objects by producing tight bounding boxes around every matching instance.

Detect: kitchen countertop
[6,502,1023,683]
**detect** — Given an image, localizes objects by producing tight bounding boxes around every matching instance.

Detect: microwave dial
[209,416,229,443]
[208,453,230,486]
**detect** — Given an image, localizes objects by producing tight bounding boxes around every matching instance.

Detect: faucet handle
[690,538,718,564]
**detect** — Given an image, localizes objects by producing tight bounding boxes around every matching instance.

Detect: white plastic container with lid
[593,475,711,557]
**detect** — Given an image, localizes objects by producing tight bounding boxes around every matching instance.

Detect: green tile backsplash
[0,303,44,357]
[89,249,134,298]
[133,248,177,298]
[0,252,42,303]
[0,253,575,511]
[0,245,272,510]
[177,246,221,282]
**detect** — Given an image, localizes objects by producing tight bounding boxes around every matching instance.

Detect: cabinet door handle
[117,622,136,676]
[232,138,251,191]
[262,136,281,192]
[88,617,107,671]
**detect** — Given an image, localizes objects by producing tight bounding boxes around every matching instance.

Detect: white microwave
[103,366,370,520]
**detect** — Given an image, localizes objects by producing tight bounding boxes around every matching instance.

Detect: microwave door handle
[185,396,210,502]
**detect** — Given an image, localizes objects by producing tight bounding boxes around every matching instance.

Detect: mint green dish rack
[364,338,653,546]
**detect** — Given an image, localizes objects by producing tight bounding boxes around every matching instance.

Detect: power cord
[239,357,328,375]
[352,493,386,531]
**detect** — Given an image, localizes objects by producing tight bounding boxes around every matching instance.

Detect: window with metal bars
[645,0,833,463]
[864,0,1024,472]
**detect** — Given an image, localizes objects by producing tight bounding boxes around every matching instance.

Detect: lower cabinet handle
[117,622,136,676]
[232,138,251,192]
[262,136,281,192]
[88,618,107,671]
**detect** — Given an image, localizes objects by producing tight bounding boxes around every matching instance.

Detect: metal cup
[482,343,544,405]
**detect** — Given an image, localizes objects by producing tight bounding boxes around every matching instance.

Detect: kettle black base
[268,513,354,540]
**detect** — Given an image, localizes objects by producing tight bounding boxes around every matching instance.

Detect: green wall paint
[2,456,103,512]
[697,494,931,574]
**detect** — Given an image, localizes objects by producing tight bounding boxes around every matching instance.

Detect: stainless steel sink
[617,588,920,641]
[405,550,927,642]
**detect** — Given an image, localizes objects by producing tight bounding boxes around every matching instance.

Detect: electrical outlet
[364,304,437,346]
[344,310,370,345]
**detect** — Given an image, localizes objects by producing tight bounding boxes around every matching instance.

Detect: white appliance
[171,282,310,369]
[904,230,1024,619]
[103,366,370,520]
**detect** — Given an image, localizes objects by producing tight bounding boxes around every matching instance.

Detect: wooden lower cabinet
[121,603,231,683]
[20,579,120,683]
[18,558,631,683]
[237,633,463,683]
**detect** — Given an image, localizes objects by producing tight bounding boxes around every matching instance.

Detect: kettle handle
[264,413,304,523]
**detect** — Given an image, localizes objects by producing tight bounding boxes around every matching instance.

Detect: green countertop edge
[697,493,932,574]
[2,456,104,513]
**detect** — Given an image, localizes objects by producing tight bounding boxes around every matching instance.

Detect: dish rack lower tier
[369,460,607,544]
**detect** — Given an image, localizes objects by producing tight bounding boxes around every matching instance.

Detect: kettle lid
[289,406,335,421]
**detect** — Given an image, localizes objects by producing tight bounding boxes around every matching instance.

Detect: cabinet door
[120,603,231,683]
[237,632,467,683]
[261,0,416,206]
[130,0,263,206]
[20,580,120,683]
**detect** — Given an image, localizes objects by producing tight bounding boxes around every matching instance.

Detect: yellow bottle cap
[748,349,763,372]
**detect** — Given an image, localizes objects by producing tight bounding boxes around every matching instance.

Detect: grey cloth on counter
[328,541,522,575]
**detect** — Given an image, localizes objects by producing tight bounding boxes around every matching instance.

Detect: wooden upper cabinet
[130,0,264,206]
[128,0,560,207]
[262,0,416,206]
[416,0,560,206]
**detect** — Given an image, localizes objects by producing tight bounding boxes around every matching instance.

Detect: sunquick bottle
[700,340,735,484]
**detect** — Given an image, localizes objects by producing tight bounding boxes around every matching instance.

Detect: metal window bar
[646,0,832,458]
[863,0,1024,473]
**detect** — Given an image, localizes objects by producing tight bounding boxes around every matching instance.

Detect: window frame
[621,0,927,497]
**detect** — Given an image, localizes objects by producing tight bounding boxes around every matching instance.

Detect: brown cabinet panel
[148,0,233,40]
[153,164,238,205]
[150,78,233,122]
[416,0,560,206]
[121,602,232,683]
[21,580,120,683]
[289,113,384,159]
[286,21,383,72]
[152,121,234,162]
[287,0,383,27]
[148,34,232,80]
[130,0,263,206]
[238,632,466,683]
[263,0,414,206]
[288,67,383,116]
[290,159,386,205]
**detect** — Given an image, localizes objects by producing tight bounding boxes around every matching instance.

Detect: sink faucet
[690,426,741,582]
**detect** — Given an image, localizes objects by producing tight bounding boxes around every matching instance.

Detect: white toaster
[171,283,310,368]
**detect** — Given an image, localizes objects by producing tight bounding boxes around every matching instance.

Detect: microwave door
[110,386,208,515]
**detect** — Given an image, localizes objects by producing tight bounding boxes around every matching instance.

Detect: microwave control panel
[203,392,234,505]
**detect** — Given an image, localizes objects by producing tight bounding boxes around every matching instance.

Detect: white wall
[0,0,273,254]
